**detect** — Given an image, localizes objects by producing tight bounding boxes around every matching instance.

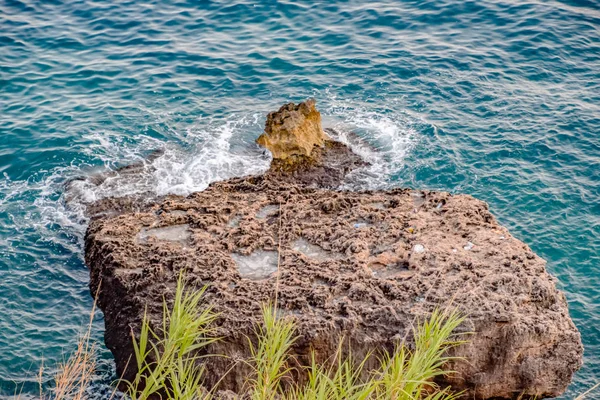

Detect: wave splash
[322,95,420,190]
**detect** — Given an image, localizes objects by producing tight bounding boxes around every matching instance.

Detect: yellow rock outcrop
[256,98,325,160]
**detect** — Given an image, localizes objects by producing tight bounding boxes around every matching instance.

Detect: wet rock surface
[83,101,582,399]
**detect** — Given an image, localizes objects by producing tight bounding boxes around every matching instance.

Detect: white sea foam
[68,99,419,215]
[76,113,270,201]
[0,113,271,258]
[320,93,420,190]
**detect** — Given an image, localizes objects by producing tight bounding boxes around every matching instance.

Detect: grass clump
[51,316,97,400]
[20,275,600,399]
[125,273,218,400]
[373,308,465,400]
[283,345,376,400]
[254,304,466,400]
[124,276,466,400]
[45,275,465,400]
[52,333,96,400]
[247,303,297,400]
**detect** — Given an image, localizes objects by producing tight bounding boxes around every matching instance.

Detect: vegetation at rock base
[51,303,97,400]
[122,275,467,400]
[125,274,219,400]
[27,275,597,399]
[249,304,465,400]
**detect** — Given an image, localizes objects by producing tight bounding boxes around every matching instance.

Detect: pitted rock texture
[85,176,582,399]
[256,99,326,160]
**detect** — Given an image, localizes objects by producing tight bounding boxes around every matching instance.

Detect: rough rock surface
[85,177,582,399]
[256,99,326,160]
[83,101,582,399]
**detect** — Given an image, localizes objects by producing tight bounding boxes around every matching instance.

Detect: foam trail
[153,114,268,196]
[320,94,420,190]
[64,113,271,223]
[59,98,419,226]
[1,112,272,260]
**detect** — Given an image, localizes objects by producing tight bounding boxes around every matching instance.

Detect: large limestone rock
[86,179,582,399]
[83,101,583,399]
[256,99,326,160]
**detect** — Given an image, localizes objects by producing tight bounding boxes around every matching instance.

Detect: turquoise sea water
[1,0,599,397]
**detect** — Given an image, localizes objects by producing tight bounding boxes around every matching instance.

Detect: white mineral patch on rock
[231,250,278,280]
[137,224,191,243]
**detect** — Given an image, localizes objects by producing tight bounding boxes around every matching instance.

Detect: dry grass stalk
[52,284,100,400]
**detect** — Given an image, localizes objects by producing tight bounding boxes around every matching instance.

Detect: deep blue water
[1,0,599,397]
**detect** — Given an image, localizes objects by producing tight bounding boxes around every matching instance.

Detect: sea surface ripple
[1,0,599,397]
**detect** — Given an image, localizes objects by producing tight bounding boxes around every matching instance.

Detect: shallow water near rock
[353,220,373,229]
[371,262,410,279]
[1,0,599,397]
[227,215,241,228]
